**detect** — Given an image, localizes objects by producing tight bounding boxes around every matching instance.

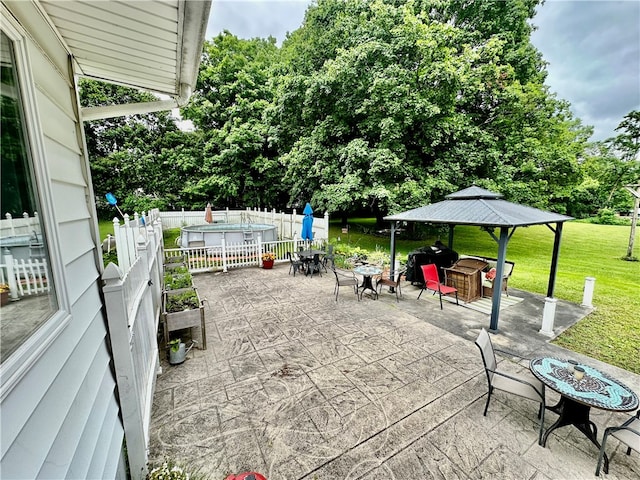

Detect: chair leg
[595,430,611,476]
[483,388,492,416]
[417,287,424,300]
[538,403,545,446]
[438,291,443,309]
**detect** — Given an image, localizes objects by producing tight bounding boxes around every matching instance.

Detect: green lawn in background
[98,218,639,373]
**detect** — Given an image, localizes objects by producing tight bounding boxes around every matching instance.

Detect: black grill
[405,243,458,285]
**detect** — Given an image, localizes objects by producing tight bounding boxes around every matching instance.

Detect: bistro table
[353,265,383,299]
[298,249,325,275]
[530,357,638,474]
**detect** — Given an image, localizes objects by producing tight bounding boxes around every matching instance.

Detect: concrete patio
[149,263,639,479]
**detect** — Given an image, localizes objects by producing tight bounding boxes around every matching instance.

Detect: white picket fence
[0,212,40,238]
[158,206,330,241]
[0,254,50,300]
[101,212,163,480]
[165,235,326,273]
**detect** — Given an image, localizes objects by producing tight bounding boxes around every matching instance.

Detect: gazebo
[384,186,574,332]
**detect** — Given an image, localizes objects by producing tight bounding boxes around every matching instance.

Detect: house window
[1,30,58,363]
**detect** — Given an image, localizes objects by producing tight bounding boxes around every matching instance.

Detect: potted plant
[167,338,194,365]
[162,287,206,349]
[262,252,275,269]
[163,266,193,291]
[0,284,10,307]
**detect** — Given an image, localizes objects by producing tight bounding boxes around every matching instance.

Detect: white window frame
[0,6,71,399]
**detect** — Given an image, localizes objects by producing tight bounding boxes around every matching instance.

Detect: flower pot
[1,291,9,307]
[262,259,274,269]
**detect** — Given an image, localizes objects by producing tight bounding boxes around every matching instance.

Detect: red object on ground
[224,473,267,480]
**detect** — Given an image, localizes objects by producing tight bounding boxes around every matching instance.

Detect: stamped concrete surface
[149,264,639,480]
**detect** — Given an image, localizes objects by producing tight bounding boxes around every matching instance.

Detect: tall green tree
[275,0,588,222]
[80,80,201,217]
[181,33,284,208]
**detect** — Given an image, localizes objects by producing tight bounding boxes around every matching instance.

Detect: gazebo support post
[389,222,397,292]
[547,222,563,298]
[447,224,455,249]
[489,226,509,332]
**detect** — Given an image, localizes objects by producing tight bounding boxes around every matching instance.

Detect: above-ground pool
[179,223,278,247]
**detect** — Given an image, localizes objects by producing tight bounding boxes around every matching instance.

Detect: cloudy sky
[206,0,640,142]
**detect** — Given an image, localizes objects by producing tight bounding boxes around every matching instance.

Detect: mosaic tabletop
[353,265,383,276]
[530,357,638,411]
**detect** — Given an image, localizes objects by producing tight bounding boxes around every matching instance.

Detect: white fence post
[324,211,330,241]
[221,238,228,273]
[102,263,148,480]
[582,277,595,307]
[540,297,557,337]
[3,250,19,299]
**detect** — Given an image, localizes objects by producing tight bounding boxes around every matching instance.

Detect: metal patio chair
[596,410,640,476]
[475,328,546,445]
[308,253,322,277]
[376,268,406,302]
[331,266,359,301]
[286,251,304,277]
[416,263,458,309]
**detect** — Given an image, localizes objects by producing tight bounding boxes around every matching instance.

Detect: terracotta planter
[262,259,274,269]
[1,291,9,307]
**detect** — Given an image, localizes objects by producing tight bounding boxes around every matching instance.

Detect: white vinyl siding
[1,2,124,479]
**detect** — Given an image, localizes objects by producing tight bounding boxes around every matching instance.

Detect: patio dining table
[353,265,383,299]
[530,356,639,474]
[298,249,325,275]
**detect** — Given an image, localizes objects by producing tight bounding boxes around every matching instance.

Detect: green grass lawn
[99,218,639,373]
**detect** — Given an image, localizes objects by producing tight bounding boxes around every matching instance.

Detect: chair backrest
[312,253,320,265]
[475,328,497,382]
[421,264,441,288]
[286,251,294,263]
[327,244,334,255]
[393,269,406,286]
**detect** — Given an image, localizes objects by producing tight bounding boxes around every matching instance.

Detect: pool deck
[149,263,639,479]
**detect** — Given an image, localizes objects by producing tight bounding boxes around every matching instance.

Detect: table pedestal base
[358,276,378,300]
[543,396,608,473]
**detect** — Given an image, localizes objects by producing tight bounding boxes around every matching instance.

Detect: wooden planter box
[162,287,206,349]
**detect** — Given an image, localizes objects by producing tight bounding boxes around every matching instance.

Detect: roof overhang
[37,0,211,120]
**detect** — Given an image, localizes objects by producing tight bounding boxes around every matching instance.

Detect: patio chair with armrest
[416,263,458,309]
[322,244,335,271]
[308,253,322,277]
[286,251,304,277]
[376,268,406,302]
[331,266,359,301]
[596,410,640,476]
[475,328,546,445]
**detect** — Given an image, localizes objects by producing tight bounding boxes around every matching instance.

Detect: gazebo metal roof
[384,186,574,333]
[384,186,573,227]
